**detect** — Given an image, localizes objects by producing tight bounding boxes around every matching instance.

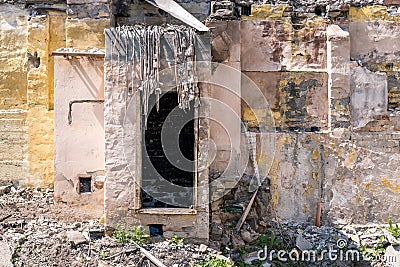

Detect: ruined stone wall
[113,0,210,26]
[53,56,105,218]
[207,5,400,247]
[1,0,400,241]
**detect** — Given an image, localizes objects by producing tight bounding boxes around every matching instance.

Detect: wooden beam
[235,189,258,232]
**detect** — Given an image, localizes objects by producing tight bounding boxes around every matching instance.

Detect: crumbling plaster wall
[208,4,400,243]
[1,0,400,236]
[53,56,105,217]
[0,5,29,184]
[321,5,400,225]
[0,0,109,186]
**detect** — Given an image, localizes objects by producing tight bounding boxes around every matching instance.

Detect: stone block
[351,66,388,129]
[67,231,88,246]
[241,20,289,72]
[279,72,329,131]
[269,133,324,223]
[242,72,280,111]
[296,235,313,251]
[323,132,400,224]
[241,19,327,72]
[66,18,109,49]
[207,21,240,62]
[68,3,110,19]
[327,24,350,81]
[289,19,327,71]
[350,21,400,65]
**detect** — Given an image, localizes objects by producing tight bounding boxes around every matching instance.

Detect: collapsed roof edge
[144,0,209,32]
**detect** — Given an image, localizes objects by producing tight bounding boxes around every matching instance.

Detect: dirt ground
[0,186,222,267]
[0,184,397,267]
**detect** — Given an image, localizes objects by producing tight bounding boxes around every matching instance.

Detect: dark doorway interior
[141,92,195,208]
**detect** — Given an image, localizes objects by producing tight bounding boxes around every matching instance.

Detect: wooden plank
[133,241,167,267]
[235,189,258,232]
[0,214,12,223]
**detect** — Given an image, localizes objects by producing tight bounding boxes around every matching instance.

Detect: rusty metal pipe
[315,201,322,227]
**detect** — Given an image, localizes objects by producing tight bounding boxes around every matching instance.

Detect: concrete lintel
[138,208,197,215]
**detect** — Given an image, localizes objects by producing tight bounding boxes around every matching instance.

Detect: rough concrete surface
[53,56,105,216]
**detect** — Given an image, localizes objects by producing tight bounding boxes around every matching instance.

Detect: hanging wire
[112,25,198,117]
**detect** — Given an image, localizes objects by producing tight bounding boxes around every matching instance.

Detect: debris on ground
[1,184,399,267]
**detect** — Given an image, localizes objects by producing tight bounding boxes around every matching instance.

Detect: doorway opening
[141,92,195,208]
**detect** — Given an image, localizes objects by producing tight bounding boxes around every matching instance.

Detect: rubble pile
[208,0,400,21]
[0,184,92,223]
[0,185,222,266]
[226,221,400,266]
[208,172,400,266]
[1,184,400,266]
[1,219,219,267]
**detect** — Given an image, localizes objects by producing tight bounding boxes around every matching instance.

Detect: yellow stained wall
[25,15,107,186]
[26,15,52,186]
[0,6,60,186]
[0,4,109,186]
[349,5,400,21]
[0,4,107,186]
[66,19,108,50]
[0,5,29,184]
[0,5,28,110]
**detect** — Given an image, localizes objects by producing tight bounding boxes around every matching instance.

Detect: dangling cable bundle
[112,25,198,119]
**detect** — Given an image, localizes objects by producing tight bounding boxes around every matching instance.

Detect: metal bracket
[68,100,104,125]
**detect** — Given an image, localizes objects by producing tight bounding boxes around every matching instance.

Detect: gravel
[1,185,399,267]
[0,185,223,267]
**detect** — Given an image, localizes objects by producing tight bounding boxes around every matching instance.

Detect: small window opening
[315,5,326,16]
[79,176,92,194]
[149,224,164,237]
[241,5,252,16]
[309,126,320,132]
[386,63,394,70]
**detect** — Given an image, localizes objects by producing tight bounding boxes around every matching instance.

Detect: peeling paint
[349,6,400,21]
[380,177,400,194]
